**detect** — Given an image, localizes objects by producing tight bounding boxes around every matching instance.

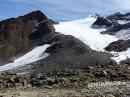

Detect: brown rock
[0,10,50,63]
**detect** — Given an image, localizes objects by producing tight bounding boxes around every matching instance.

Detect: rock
[70,78,78,83]
[36,73,46,80]
[46,77,55,85]
[92,17,113,27]
[101,23,130,35]
[93,12,130,28]
[58,78,68,84]
[0,10,50,63]
[105,39,130,52]
[106,94,115,97]
[120,58,130,65]
[44,85,52,89]
[94,71,106,78]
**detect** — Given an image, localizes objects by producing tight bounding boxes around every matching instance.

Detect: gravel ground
[0,65,130,97]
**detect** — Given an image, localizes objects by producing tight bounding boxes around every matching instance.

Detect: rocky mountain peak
[0,10,53,63]
[17,10,47,22]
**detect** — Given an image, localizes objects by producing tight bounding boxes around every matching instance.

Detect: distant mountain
[0,11,130,73]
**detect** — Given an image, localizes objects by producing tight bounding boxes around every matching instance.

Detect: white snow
[54,16,130,62]
[111,48,130,63]
[115,28,130,40]
[117,20,130,24]
[0,44,50,71]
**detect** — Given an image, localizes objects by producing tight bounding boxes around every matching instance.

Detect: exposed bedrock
[0,10,56,63]
[105,39,130,52]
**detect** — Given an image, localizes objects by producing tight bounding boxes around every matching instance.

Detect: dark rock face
[0,10,52,63]
[120,58,130,65]
[29,20,55,45]
[92,12,123,28]
[105,39,130,52]
[92,12,130,35]
[17,10,47,22]
[0,10,117,73]
[44,35,91,54]
[107,12,130,21]
[92,17,113,28]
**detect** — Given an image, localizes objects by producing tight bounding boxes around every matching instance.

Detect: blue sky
[1,0,130,21]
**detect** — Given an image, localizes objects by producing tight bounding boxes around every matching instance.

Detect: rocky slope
[93,12,130,28]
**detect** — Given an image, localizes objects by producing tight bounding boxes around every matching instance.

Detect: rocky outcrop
[0,10,53,63]
[29,19,55,45]
[92,17,114,28]
[101,23,130,35]
[105,39,130,52]
[92,12,122,28]
[93,12,130,28]
[92,12,130,37]
[107,12,130,21]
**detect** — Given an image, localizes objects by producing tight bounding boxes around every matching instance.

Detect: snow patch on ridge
[0,44,50,71]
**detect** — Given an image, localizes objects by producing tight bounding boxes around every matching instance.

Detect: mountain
[0,10,48,63]
[0,11,130,73]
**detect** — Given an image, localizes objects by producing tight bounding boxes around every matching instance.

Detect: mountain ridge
[0,10,130,73]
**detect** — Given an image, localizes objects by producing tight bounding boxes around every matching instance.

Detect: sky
[1,0,130,21]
